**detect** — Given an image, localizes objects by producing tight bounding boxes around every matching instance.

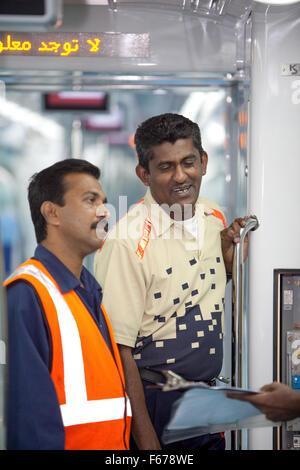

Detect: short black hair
[28,158,100,243]
[134,113,204,172]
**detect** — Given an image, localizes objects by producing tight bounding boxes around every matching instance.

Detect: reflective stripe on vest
[5,260,131,449]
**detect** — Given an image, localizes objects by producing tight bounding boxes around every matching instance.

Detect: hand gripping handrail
[232,215,259,449]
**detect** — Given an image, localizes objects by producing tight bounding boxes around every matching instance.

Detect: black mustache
[91,220,108,231]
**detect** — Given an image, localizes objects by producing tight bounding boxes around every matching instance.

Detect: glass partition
[0,83,248,273]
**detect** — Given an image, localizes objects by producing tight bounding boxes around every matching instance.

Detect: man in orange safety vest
[4,158,131,450]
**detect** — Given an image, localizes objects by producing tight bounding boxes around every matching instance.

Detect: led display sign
[44,92,108,111]
[0,32,149,58]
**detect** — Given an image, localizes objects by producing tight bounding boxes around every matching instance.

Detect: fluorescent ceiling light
[0,97,63,139]
[255,0,300,4]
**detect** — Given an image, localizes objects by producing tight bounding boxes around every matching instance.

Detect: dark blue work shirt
[5,244,113,450]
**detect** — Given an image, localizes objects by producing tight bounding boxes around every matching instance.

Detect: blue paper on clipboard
[162,387,274,444]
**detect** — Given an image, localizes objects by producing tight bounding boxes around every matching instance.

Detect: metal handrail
[232,215,259,449]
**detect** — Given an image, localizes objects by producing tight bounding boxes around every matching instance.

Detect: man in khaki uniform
[94,113,247,450]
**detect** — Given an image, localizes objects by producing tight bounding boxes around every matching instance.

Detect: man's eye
[159,164,171,171]
[184,160,194,167]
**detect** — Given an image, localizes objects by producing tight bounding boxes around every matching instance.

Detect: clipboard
[150,370,275,444]
[161,386,275,444]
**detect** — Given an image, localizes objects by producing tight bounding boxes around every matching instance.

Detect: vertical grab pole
[232,216,259,450]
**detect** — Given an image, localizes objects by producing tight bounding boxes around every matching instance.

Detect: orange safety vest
[4,259,132,450]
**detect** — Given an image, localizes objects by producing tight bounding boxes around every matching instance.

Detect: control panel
[274,270,300,450]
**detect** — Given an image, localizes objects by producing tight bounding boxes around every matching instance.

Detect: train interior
[0,0,300,450]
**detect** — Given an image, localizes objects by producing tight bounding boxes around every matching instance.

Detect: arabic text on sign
[0,34,102,56]
[0,32,149,58]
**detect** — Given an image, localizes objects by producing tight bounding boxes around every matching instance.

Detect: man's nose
[173,164,186,183]
[96,204,111,219]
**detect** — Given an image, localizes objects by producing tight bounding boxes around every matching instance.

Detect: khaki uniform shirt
[94,190,226,381]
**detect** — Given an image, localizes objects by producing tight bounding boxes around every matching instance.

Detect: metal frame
[0,237,7,450]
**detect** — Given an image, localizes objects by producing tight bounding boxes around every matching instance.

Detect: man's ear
[201,151,208,176]
[40,201,60,227]
[136,165,150,187]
